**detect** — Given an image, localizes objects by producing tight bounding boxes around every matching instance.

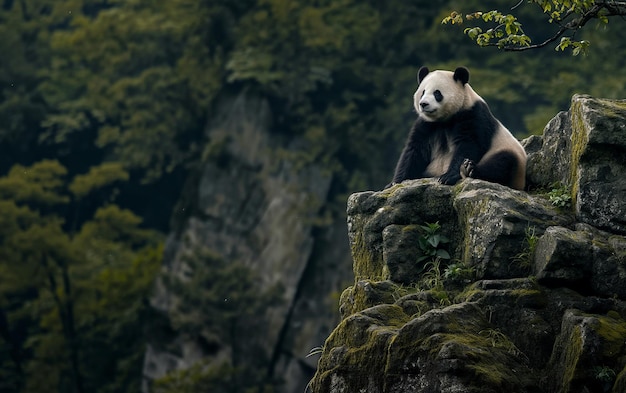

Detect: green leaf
[556,37,571,51]
[428,235,440,248]
[464,27,482,40]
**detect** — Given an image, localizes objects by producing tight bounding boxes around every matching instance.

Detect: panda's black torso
[398,101,499,183]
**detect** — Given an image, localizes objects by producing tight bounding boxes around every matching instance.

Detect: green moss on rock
[559,325,584,391]
[340,280,408,319]
[594,314,626,357]
[350,214,387,281]
[569,98,589,206]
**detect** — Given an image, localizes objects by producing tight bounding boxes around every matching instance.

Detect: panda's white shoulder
[463,84,485,108]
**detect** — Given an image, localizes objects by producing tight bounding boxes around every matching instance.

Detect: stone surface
[454,180,573,279]
[313,301,541,393]
[339,280,398,320]
[524,110,572,188]
[533,224,626,299]
[572,96,626,235]
[347,180,457,281]
[546,309,626,393]
[534,226,593,287]
[383,224,431,284]
[526,95,626,234]
[347,177,573,283]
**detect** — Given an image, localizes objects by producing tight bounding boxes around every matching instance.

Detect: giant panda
[387,66,527,190]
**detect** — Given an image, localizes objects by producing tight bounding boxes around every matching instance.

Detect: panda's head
[414,66,474,122]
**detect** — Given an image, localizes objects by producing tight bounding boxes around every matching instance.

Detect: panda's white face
[414,70,469,122]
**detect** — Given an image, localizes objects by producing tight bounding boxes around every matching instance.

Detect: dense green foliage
[0,159,161,392]
[1,0,625,392]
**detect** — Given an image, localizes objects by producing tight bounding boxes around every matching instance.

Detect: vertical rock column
[570,95,626,234]
[143,91,345,392]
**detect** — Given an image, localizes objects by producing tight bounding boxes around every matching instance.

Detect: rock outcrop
[311,95,626,393]
[142,92,351,392]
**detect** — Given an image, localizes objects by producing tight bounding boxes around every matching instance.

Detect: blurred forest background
[1,1,625,393]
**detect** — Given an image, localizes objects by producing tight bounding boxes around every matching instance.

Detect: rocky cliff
[142,92,352,392]
[310,95,626,393]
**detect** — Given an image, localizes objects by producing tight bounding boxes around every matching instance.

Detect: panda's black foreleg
[388,145,429,188]
[461,151,518,187]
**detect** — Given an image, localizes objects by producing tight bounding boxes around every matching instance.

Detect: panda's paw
[460,159,475,179]
[438,172,460,185]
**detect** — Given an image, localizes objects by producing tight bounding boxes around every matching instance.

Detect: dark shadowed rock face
[311,96,626,393]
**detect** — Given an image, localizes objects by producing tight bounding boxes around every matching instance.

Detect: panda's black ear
[453,67,470,85]
[418,67,429,84]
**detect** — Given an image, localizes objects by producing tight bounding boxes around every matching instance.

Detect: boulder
[547,309,626,393]
[572,96,626,235]
[454,180,573,279]
[312,302,540,393]
[524,110,572,188]
[346,180,458,281]
[534,226,593,287]
[347,177,573,283]
[534,224,626,299]
[526,95,626,234]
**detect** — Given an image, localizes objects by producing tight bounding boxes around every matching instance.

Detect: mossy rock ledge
[311,96,626,393]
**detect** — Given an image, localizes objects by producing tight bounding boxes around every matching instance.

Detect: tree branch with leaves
[443,0,626,55]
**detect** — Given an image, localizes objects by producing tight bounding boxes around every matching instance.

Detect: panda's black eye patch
[434,90,443,102]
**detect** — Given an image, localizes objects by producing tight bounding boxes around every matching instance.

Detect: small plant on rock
[592,365,616,383]
[421,259,453,306]
[417,222,451,263]
[443,262,475,285]
[416,222,455,307]
[547,182,572,208]
[479,328,525,358]
[511,226,539,269]
[392,282,422,301]
[422,259,444,291]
